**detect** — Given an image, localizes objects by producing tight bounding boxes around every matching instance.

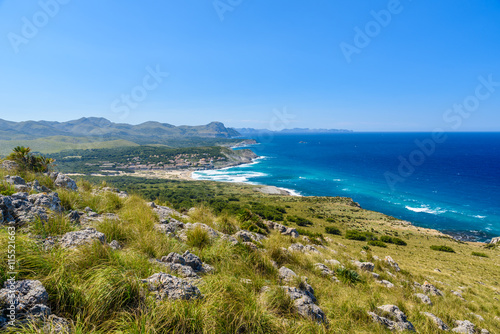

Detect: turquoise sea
[193,133,500,242]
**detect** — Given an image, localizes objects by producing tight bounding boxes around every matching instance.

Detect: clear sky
[0,0,499,131]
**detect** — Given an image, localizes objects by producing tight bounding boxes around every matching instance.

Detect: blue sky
[0,0,499,131]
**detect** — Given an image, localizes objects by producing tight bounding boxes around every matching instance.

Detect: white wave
[277,187,302,197]
[473,215,486,219]
[191,170,267,183]
[405,205,447,215]
[332,179,343,182]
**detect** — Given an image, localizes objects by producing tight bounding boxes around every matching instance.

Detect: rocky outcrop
[384,256,401,272]
[263,220,299,238]
[368,304,415,332]
[452,320,475,333]
[288,243,320,254]
[234,230,266,243]
[414,293,432,305]
[422,282,443,296]
[150,251,214,279]
[142,273,202,301]
[92,186,127,198]
[59,228,106,249]
[278,266,297,282]
[0,280,71,332]
[378,280,395,288]
[421,312,449,331]
[353,261,374,272]
[0,191,62,226]
[0,160,19,171]
[54,173,78,191]
[489,237,500,244]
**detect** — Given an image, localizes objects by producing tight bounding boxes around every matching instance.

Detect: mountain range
[0,117,240,141]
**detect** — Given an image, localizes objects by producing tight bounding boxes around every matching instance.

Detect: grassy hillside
[0,168,499,333]
[0,137,139,156]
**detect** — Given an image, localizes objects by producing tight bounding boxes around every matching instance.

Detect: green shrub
[31,215,73,238]
[380,235,407,246]
[325,226,341,235]
[336,268,361,285]
[430,245,455,253]
[345,230,366,241]
[367,240,387,248]
[471,251,488,258]
[286,215,312,226]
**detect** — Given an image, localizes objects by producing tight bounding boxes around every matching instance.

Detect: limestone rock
[279,266,297,282]
[452,320,475,334]
[288,243,320,254]
[234,230,266,243]
[369,304,415,332]
[0,160,19,171]
[280,286,325,323]
[414,293,432,305]
[384,256,401,272]
[59,228,106,249]
[314,263,334,276]
[422,282,443,296]
[142,273,202,301]
[325,259,342,267]
[109,240,121,250]
[54,174,78,191]
[353,261,374,272]
[421,312,449,331]
[379,280,395,288]
[489,237,500,244]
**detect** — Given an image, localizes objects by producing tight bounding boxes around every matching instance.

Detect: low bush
[471,251,488,258]
[367,240,387,248]
[430,245,455,253]
[325,226,341,235]
[345,230,366,241]
[380,235,407,246]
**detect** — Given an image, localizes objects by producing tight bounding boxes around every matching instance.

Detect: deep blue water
[193,133,500,242]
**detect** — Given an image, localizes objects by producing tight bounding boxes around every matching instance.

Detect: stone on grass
[414,293,432,305]
[59,228,106,249]
[421,312,449,331]
[384,256,401,272]
[279,266,297,282]
[369,304,415,332]
[142,272,202,301]
[452,320,475,334]
[54,173,78,191]
[353,261,374,272]
[422,281,443,296]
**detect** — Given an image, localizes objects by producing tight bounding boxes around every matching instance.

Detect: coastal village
[85,152,225,171]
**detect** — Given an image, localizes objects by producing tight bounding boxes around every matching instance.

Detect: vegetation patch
[471,251,488,258]
[367,240,387,248]
[325,226,341,235]
[345,230,367,241]
[430,245,455,253]
[380,235,407,246]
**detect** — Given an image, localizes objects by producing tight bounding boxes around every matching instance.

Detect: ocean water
[193,133,500,242]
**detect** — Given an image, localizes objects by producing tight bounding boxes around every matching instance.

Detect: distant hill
[0,117,241,140]
[235,128,353,135]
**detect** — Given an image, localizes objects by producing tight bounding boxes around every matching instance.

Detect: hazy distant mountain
[235,127,352,135]
[0,117,241,140]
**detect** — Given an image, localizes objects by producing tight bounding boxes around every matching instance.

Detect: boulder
[182,251,203,271]
[353,261,374,272]
[109,240,121,250]
[29,193,63,212]
[59,228,106,249]
[314,263,334,277]
[280,286,325,323]
[421,312,449,331]
[5,175,26,186]
[288,243,320,254]
[384,256,401,272]
[452,320,475,334]
[422,282,443,296]
[369,304,415,332]
[54,174,78,191]
[325,259,342,267]
[414,293,432,305]
[0,160,19,171]
[142,273,202,301]
[278,266,297,282]
[0,280,48,312]
[234,230,266,243]
[379,280,395,288]
[162,252,186,265]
